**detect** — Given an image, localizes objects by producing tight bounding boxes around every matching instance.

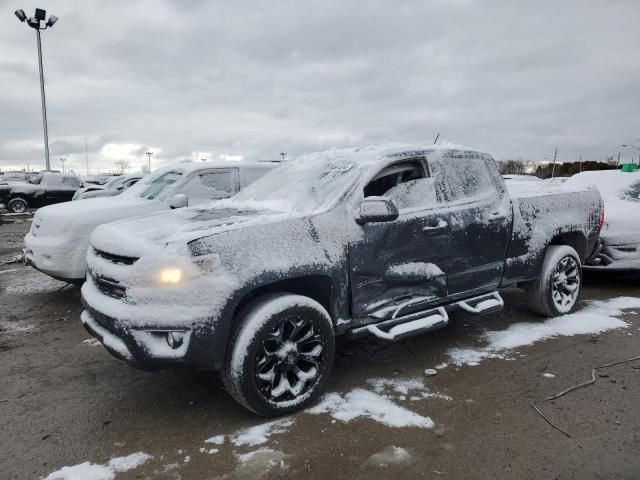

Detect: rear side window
[198,170,238,194]
[429,152,495,202]
[62,176,81,188]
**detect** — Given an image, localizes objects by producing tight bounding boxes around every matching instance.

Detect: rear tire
[8,197,28,214]
[525,245,582,317]
[222,293,335,417]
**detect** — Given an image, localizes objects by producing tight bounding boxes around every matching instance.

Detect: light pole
[15,8,58,172]
[60,157,66,174]
[146,151,153,172]
[280,152,287,161]
[621,144,640,164]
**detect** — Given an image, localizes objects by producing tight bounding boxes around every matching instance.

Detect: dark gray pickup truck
[80,145,603,416]
[0,172,82,212]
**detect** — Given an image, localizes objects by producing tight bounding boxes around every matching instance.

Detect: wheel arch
[549,231,588,262]
[231,274,336,326]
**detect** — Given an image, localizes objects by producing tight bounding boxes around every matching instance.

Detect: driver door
[349,158,450,322]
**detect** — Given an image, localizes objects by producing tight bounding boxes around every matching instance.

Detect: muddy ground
[1,217,639,480]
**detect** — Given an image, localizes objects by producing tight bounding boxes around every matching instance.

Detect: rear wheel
[222,293,335,416]
[525,245,582,317]
[7,197,28,214]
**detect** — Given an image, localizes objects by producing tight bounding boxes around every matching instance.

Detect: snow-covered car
[0,173,82,213]
[23,161,277,282]
[0,171,30,183]
[565,169,640,270]
[73,175,142,200]
[80,144,603,416]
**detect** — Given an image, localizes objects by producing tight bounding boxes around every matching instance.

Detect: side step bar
[348,307,448,341]
[456,292,503,315]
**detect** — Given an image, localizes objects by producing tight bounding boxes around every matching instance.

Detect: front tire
[525,245,582,317]
[222,293,335,417]
[8,197,28,214]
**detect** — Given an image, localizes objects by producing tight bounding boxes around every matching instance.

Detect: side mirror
[169,193,188,209]
[357,197,399,225]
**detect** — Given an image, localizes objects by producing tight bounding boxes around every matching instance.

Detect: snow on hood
[32,195,162,237]
[90,203,291,258]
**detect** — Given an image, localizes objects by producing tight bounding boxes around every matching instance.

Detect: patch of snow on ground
[230,418,294,446]
[542,373,556,378]
[234,448,288,478]
[308,389,434,428]
[43,452,152,480]
[449,297,640,366]
[204,434,225,445]
[366,446,413,467]
[367,377,452,401]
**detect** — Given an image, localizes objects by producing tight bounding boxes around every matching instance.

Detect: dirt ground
[1,217,640,480]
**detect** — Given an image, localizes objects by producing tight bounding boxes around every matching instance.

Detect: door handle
[423,219,448,232]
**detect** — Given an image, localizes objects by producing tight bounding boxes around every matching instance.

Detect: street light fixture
[146,151,154,172]
[15,8,59,172]
[60,157,66,174]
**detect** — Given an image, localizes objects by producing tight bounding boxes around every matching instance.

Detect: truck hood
[31,196,163,239]
[90,204,292,258]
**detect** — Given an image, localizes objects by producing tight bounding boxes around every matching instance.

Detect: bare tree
[114,159,131,174]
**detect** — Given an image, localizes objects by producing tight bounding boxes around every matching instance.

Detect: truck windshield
[234,159,362,213]
[139,171,183,200]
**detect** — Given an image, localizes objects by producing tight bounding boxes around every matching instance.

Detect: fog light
[166,331,187,349]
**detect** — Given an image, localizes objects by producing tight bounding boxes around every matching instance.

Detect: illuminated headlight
[158,267,184,285]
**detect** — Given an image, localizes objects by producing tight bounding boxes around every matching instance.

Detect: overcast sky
[1,0,639,173]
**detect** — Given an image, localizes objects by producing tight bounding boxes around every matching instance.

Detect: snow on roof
[565,169,640,200]
[150,159,277,175]
[290,142,481,166]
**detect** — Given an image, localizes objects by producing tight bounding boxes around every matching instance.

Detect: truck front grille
[93,248,139,266]
[93,274,126,299]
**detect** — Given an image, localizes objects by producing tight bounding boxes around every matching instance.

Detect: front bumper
[23,232,86,281]
[81,302,198,370]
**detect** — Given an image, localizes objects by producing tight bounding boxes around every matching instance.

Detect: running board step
[348,307,448,341]
[456,292,504,315]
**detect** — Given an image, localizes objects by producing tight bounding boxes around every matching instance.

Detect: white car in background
[73,174,143,200]
[24,161,278,283]
[565,169,640,271]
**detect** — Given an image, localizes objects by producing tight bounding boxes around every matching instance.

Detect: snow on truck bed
[505,180,597,198]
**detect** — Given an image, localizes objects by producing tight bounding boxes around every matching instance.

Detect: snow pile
[230,418,295,446]
[43,452,152,480]
[449,296,640,366]
[308,389,435,428]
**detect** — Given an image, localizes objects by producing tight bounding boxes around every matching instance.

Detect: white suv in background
[23,161,279,283]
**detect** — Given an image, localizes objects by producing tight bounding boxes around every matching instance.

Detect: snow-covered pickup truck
[0,173,82,213]
[24,161,276,283]
[80,144,603,416]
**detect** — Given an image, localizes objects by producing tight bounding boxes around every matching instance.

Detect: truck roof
[290,143,483,167]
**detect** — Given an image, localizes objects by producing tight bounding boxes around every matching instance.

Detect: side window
[63,176,81,188]
[430,153,495,203]
[180,169,239,202]
[363,160,424,197]
[199,170,238,194]
[363,159,437,211]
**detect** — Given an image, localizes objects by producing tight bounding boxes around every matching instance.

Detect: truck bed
[502,181,602,285]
